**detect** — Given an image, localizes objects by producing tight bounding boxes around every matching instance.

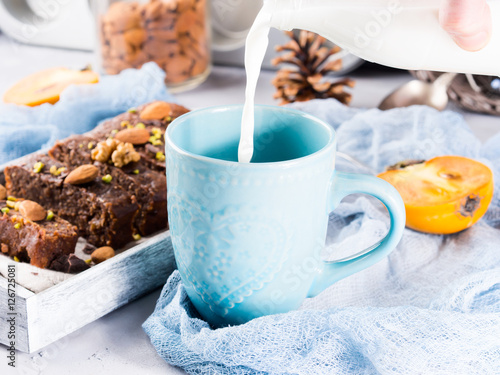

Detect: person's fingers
[439,0,492,51]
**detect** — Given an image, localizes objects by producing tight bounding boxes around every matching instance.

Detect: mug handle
[307,171,406,298]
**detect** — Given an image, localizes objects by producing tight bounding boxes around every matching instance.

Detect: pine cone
[272,30,355,105]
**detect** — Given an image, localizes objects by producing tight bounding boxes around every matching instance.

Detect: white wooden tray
[0,159,176,353]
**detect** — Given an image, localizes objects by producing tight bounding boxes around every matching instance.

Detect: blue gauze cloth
[143,99,500,375]
[0,62,174,164]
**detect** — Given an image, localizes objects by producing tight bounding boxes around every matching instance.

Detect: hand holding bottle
[440,0,492,51]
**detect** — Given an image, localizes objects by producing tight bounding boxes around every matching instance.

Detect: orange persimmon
[3,67,99,107]
[378,156,494,234]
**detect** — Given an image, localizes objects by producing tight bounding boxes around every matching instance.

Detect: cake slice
[4,154,138,248]
[49,134,168,236]
[0,198,78,269]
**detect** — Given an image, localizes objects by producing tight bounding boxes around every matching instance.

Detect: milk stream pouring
[239,0,500,162]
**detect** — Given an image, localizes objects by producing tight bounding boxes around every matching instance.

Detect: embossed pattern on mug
[168,192,291,316]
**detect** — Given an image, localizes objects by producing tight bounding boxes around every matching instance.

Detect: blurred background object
[91,0,211,92]
[0,0,93,49]
[378,72,457,111]
[271,30,355,105]
[412,71,500,116]
[0,0,364,76]
[3,66,99,106]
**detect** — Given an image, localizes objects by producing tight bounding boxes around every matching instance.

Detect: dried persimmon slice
[3,67,99,107]
[378,156,494,234]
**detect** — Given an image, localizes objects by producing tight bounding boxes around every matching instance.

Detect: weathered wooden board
[0,231,175,353]
[0,157,176,353]
[0,277,33,352]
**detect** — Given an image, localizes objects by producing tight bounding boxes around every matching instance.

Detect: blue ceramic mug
[165,105,405,327]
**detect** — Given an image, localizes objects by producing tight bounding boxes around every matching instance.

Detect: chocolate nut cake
[0,198,78,268]
[4,154,139,249]
[1,100,188,272]
[49,133,168,236]
[49,254,90,274]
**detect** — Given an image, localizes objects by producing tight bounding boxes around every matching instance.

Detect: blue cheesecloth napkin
[0,62,174,165]
[143,99,500,375]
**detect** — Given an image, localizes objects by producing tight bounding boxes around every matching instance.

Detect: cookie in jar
[92,0,211,92]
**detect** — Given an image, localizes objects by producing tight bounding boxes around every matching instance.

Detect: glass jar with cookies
[91,0,211,92]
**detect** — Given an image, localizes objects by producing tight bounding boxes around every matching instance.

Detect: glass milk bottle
[261,0,500,76]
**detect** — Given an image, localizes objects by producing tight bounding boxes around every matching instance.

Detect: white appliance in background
[211,0,289,70]
[0,0,94,50]
[0,0,363,73]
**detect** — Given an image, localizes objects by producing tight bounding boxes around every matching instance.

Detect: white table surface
[1,34,499,375]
